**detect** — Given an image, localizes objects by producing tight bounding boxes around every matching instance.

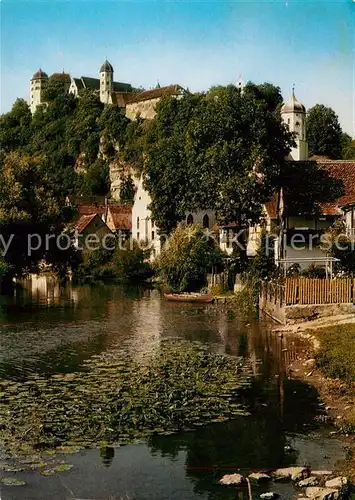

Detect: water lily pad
[1,477,26,486]
[0,463,24,472]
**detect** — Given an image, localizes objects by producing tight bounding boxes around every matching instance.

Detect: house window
[287,118,290,125]
[151,231,155,240]
[203,214,209,229]
[136,232,140,241]
[137,217,140,230]
[187,214,193,225]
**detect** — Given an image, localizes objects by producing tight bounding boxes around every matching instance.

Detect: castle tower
[99,60,114,104]
[281,88,308,161]
[30,69,48,114]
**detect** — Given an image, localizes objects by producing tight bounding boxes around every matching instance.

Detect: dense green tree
[341,133,355,160]
[0,99,32,156]
[82,158,110,196]
[306,104,343,159]
[119,175,135,203]
[98,105,130,159]
[144,85,293,237]
[322,221,355,276]
[243,82,283,113]
[155,223,223,292]
[282,160,344,216]
[0,152,76,278]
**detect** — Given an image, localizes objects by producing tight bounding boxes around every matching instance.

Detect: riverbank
[275,316,355,484]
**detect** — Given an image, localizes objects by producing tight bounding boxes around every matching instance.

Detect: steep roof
[79,77,132,93]
[32,68,48,80]
[81,77,100,90]
[100,60,114,73]
[107,204,132,230]
[73,78,84,90]
[113,81,132,93]
[49,72,71,82]
[318,160,355,215]
[75,214,98,234]
[281,89,306,114]
[126,84,185,104]
[111,92,133,107]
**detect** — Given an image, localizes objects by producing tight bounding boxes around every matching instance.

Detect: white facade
[281,89,308,161]
[99,61,114,104]
[343,204,355,240]
[30,69,48,114]
[132,177,220,260]
[131,177,162,258]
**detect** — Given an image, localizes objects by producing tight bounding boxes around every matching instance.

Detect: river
[0,279,346,500]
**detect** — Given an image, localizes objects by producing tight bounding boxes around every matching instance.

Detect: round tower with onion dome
[30,68,48,114]
[281,87,308,161]
[99,60,114,104]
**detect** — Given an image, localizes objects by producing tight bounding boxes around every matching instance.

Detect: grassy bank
[315,324,355,386]
[310,324,355,482]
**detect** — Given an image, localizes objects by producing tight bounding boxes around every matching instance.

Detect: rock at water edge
[274,466,309,481]
[325,477,347,490]
[298,476,319,487]
[219,473,245,486]
[305,486,340,499]
[248,472,271,482]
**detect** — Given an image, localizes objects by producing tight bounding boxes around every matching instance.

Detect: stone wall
[285,303,355,324]
[125,98,160,121]
[259,287,286,324]
[259,294,355,325]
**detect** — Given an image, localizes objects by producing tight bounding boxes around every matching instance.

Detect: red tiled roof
[126,85,185,104]
[111,92,133,107]
[263,161,355,218]
[75,214,98,234]
[108,204,132,230]
[77,203,106,218]
[49,72,71,82]
[318,161,355,215]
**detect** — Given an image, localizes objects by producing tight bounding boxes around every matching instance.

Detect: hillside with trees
[0,82,349,280]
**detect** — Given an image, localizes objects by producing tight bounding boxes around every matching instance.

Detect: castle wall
[125,97,160,121]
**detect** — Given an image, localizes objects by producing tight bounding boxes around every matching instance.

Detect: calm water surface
[0,279,346,500]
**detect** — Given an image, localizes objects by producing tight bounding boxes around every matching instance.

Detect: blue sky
[1,0,354,136]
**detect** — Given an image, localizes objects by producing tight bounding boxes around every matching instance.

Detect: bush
[155,223,223,292]
[73,240,153,283]
[314,325,355,382]
[240,231,278,313]
[301,264,326,279]
[112,240,152,281]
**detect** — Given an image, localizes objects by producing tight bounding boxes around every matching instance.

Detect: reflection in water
[100,446,115,468]
[0,279,345,500]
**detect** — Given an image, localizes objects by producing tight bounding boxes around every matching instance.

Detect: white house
[132,177,218,259]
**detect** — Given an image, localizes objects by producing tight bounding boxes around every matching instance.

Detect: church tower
[30,69,48,114]
[236,75,245,93]
[99,60,114,104]
[281,88,308,161]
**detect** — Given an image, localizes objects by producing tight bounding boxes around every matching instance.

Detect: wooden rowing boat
[164,293,214,303]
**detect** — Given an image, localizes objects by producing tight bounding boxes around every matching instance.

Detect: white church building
[131,88,309,260]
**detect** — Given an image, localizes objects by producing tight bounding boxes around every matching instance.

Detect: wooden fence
[285,278,355,305]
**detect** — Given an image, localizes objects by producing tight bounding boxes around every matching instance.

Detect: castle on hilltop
[29,59,186,120]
